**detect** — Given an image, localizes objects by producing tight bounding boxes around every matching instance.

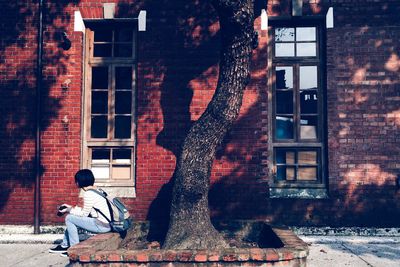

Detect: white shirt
[70,189,111,224]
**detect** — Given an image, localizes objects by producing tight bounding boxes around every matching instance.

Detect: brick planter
[68,222,308,266]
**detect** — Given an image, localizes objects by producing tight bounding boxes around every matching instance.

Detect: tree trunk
[163,0,257,250]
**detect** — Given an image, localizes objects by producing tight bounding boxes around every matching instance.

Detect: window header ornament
[261,9,268,30]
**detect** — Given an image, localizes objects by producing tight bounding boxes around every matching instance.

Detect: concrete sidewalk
[0,233,399,266]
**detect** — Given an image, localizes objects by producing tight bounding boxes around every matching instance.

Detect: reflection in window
[300,90,318,114]
[300,116,318,139]
[276,116,294,139]
[276,67,293,89]
[275,27,317,58]
[300,66,318,89]
[275,148,319,182]
[296,43,316,57]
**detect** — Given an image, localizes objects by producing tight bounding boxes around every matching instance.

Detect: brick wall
[0,0,399,227]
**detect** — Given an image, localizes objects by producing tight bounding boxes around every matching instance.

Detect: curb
[292,227,400,237]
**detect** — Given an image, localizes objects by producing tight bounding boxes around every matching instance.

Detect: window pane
[92,67,108,89]
[91,149,110,180]
[276,67,293,89]
[275,43,295,57]
[92,166,109,179]
[115,116,131,138]
[112,148,131,180]
[113,149,131,163]
[276,149,295,164]
[298,167,317,181]
[300,90,318,114]
[91,116,108,138]
[296,27,316,41]
[112,166,131,180]
[115,29,133,42]
[276,116,293,139]
[300,66,318,90]
[94,44,112,57]
[296,43,316,57]
[298,151,317,165]
[92,149,110,163]
[94,29,112,42]
[91,91,108,114]
[115,91,132,114]
[276,91,293,114]
[115,67,132,89]
[300,116,318,139]
[275,28,294,41]
[276,166,295,181]
[114,44,132,57]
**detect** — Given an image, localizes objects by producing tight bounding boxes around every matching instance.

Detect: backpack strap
[88,189,114,222]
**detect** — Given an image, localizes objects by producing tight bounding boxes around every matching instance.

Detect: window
[83,22,136,189]
[269,22,327,198]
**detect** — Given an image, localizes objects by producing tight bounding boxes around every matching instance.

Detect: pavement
[0,233,399,267]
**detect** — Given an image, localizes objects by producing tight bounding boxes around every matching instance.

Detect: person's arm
[69,191,95,217]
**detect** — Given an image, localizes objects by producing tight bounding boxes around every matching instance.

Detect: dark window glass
[115,67,132,89]
[276,91,293,114]
[92,149,110,161]
[94,44,112,57]
[300,90,318,114]
[114,44,132,57]
[91,116,108,138]
[115,116,131,138]
[94,29,112,42]
[91,67,108,89]
[113,149,131,161]
[115,91,132,114]
[115,29,133,42]
[91,91,108,114]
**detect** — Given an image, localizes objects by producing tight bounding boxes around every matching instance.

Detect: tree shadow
[0,1,79,218]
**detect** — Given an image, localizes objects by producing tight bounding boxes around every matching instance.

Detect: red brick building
[0,0,399,228]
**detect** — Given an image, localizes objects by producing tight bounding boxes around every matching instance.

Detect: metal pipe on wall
[34,0,44,234]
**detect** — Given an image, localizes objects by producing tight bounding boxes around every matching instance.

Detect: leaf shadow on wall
[0,1,80,215]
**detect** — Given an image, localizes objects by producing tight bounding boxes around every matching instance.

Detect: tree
[163,0,258,249]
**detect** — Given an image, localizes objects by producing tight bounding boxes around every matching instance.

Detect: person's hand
[59,204,72,213]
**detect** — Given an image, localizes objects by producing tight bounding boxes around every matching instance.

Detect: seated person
[49,169,111,256]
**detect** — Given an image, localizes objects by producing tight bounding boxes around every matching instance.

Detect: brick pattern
[67,229,308,266]
[0,0,399,227]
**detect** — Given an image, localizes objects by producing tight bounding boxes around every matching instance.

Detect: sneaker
[49,244,69,253]
[60,252,69,257]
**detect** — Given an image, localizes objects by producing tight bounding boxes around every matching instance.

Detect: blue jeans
[62,214,111,247]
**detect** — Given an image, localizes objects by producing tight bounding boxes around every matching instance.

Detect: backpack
[89,189,133,234]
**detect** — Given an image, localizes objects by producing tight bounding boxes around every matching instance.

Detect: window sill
[269,187,328,199]
[79,186,136,198]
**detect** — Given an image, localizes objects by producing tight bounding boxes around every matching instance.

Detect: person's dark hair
[74,169,95,188]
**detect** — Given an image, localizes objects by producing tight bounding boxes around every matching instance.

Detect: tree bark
[163,0,257,250]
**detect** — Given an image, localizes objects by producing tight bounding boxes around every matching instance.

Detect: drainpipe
[34,0,44,234]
